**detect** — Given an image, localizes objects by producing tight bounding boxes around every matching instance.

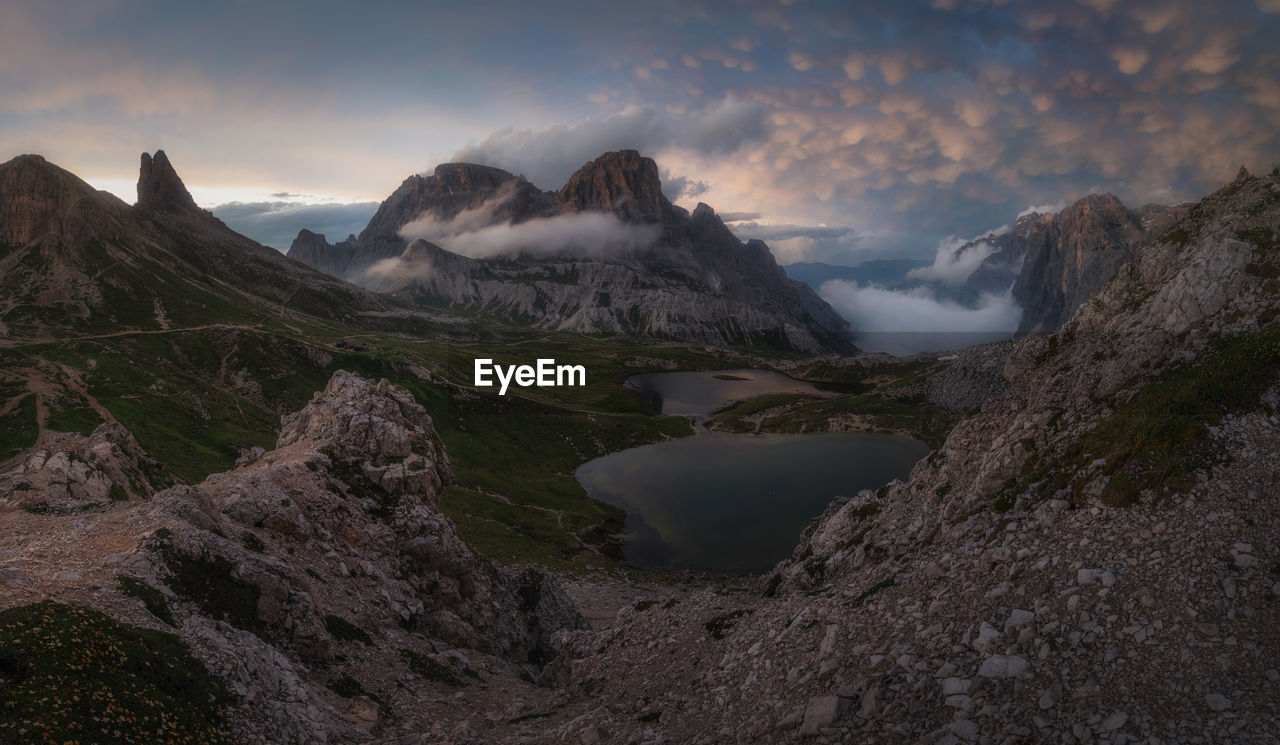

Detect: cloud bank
[726,220,860,265]
[820,281,1023,334]
[907,225,1014,285]
[394,186,657,261]
[400,212,657,260]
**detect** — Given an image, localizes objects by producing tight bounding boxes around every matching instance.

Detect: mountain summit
[0,151,394,337]
[137,149,200,215]
[289,150,854,353]
[557,150,665,221]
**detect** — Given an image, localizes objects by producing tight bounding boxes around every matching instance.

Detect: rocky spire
[136,150,199,214]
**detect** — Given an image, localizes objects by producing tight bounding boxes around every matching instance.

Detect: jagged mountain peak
[287,148,854,352]
[557,149,665,222]
[137,149,200,214]
[429,162,523,191]
[1,151,401,335]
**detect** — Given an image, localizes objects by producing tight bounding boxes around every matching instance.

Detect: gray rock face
[910,195,1184,335]
[0,423,163,507]
[1012,194,1148,334]
[137,150,200,214]
[288,150,854,353]
[926,340,1015,411]
[118,371,585,743]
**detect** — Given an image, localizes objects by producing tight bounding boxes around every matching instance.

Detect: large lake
[577,370,929,573]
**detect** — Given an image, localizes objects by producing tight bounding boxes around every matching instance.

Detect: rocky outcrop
[1,371,586,744]
[137,150,201,215]
[926,340,1015,411]
[0,424,164,508]
[904,195,1185,335]
[292,163,553,279]
[1011,194,1147,334]
[289,150,854,353]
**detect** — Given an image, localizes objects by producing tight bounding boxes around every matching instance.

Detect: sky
[3,0,1278,265]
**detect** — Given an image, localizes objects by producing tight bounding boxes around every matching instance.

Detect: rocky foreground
[1,168,1278,745]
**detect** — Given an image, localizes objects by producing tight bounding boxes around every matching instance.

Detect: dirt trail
[30,388,48,437]
[51,360,125,430]
[0,322,264,349]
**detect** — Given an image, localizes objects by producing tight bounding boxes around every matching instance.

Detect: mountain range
[0,148,1276,744]
[287,150,855,354]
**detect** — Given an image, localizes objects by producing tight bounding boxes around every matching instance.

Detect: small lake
[577,369,929,573]
[625,368,845,417]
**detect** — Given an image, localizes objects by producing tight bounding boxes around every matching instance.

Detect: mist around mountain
[808,193,1187,352]
[287,150,855,354]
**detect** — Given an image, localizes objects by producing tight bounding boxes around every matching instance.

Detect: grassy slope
[0,602,236,744]
[9,315,724,569]
[9,293,957,570]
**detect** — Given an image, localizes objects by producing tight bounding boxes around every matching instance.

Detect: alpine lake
[576,369,930,573]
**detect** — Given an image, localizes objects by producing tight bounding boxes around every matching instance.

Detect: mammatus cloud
[820,281,1023,334]
[906,228,1010,285]
[6,1,1277,270]
[211,200,379,251]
